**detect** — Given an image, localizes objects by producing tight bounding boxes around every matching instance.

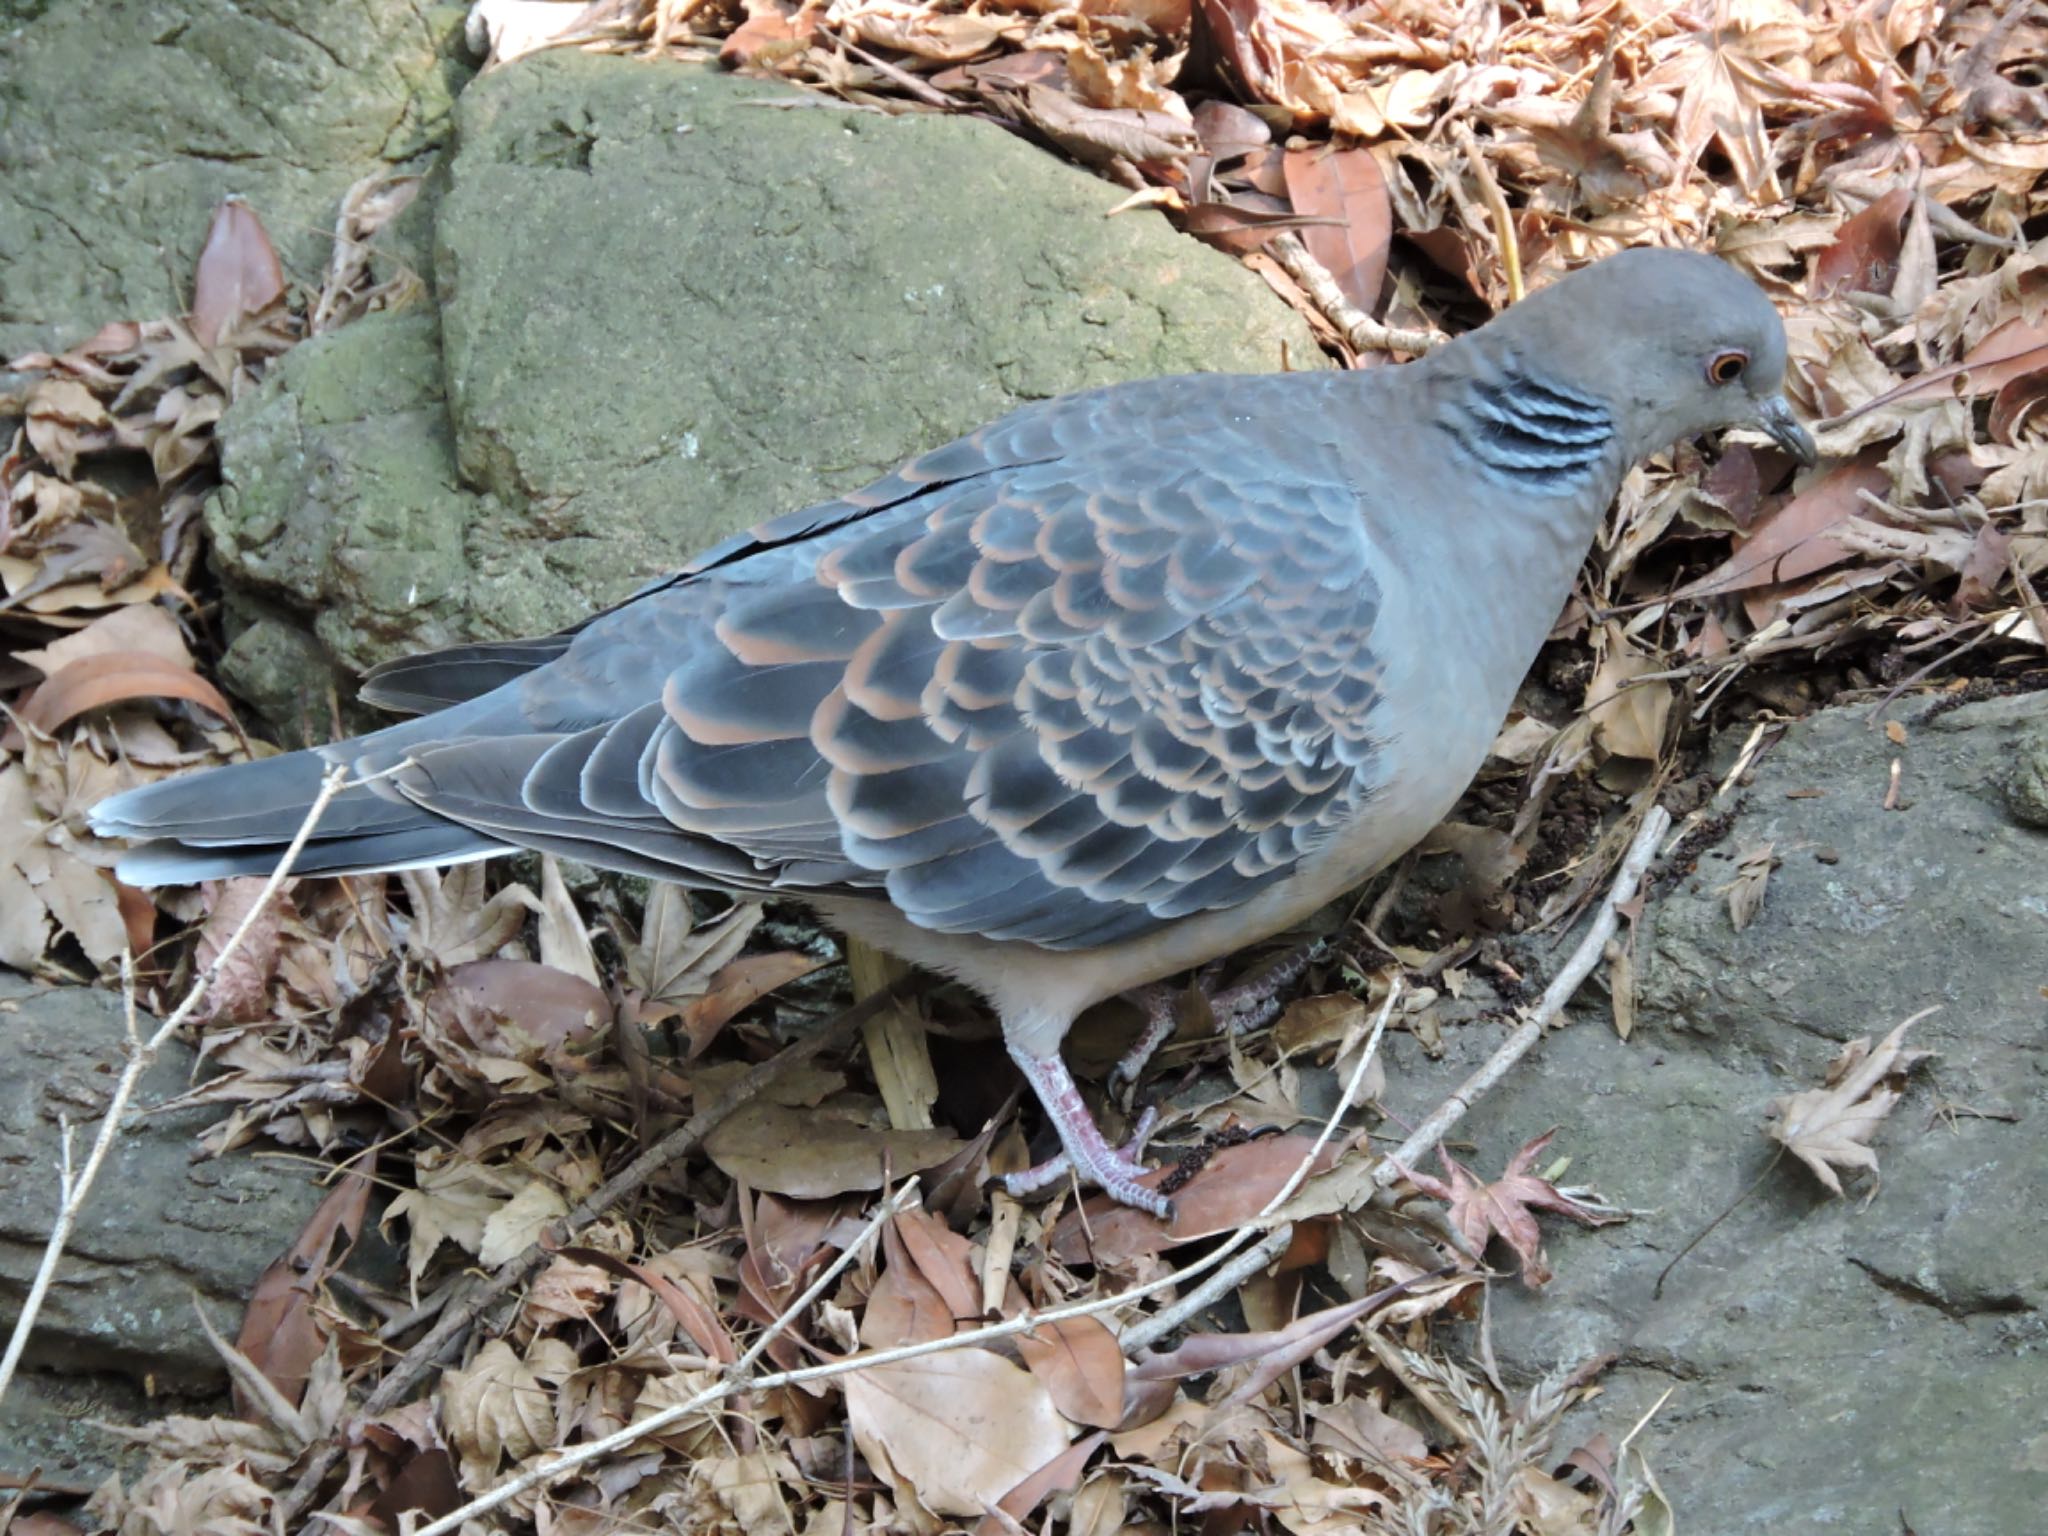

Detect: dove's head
[1496,247,1816,468]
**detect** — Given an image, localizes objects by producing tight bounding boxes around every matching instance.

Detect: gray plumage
[92,248,1814,1214]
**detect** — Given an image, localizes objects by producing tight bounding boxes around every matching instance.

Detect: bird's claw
[1113,940,1322,1091]
[1002,1104,1168,1217]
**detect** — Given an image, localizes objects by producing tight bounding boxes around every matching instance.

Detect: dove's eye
[1707,350,1749,385]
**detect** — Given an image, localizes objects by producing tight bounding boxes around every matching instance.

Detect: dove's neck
[1428,341,1622,508]
[1362,341,1630,738]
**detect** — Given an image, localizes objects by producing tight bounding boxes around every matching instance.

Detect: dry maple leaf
[439,1336,576,1481]
[1766,1009,1934,1195]
[1721,841,1777,932]
[1395,1129,1621,1287]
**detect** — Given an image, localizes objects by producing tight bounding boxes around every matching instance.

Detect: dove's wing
[359,371,1392,949]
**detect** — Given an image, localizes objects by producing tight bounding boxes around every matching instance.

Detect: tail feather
[359,637,574,714]
[89,750,408,845]
[111,826,506,885]
[89,708,514,887]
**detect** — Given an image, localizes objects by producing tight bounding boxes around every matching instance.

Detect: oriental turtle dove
[92,247,1815,1216]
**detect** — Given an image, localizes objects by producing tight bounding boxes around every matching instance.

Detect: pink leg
[1003,1046,1172,1218]
[1112,941,1321,1088]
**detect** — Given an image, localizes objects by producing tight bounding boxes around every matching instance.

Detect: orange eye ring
[1707,350,1749,385]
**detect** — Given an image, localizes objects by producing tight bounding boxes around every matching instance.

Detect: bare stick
[278,981,902,1523]
[1268,233,1445,357]
[1377,805,1671,1182]
[0,764,351,1408]
[1120,1223,1297,1356]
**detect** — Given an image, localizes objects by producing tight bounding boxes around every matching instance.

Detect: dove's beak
[1757,394,1817,467]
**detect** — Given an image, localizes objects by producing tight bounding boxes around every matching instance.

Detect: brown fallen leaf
[190,198,287,349]
[1281,142,1390,318]
[1394,1129,1622,1287]
[1133,1278,1421,1410]
[676,949,824,1056]
[234,1155,374,1414]
[439,1336,577,1483]
[843,1348,1073,1518]
[1811,187,1914,299]
[1722,842,1777,932]
[556,1243,737,1362]
[971,1431,1108,1536]
[1767,1009,1935,1195]
[17,648,238,737]
[704,1100,964,1198]
[431,958,612,1065]
[194,876,295,1024]
[1050,1133,1344,1264]
[1682,457,1892,599]
[0,518,151,613]
[1584,622,1672,763]
[862,1209,976,1348]
[1016,1315,1126,1429]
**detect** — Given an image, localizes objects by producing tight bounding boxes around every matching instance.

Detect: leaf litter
[4,0,2038,1531]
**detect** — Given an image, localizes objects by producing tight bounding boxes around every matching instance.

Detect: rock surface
[0,0,469,361]
[1380,691,2048,1534]
[0,975,327,1484]
[204,52,1323,727]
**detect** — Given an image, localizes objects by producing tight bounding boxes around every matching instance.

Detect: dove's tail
[88,713,511,886]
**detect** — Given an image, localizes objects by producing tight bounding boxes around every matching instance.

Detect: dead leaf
[704,1101,964,1198]
[397,863,537,965]
[191,199,286,348]
[1282,143,1390,316]
[194,877,294,1024]
[1767,1010,1934,1194]
[1686,458,1892,598]
[971,1432,1108,1536]
[862,1211,973,1348]
[18,649,238,736]
[1812,188,1914,298]
[384,1150,522,1282]
[1016,1315,1126,1429]
[622,886,763,1012]
[1051,1133,1344,1263]
[478,1179,569,1268]
[1722,842,1776,932]
[439,1336,576,1482]
[844,1349,1072,1518]
[235,1157,373,1414]
[0,519,151,613]
[432,958,611,1064]
[676,949,824,1056]
[1585,623,1671,762]
[536,855,600,985]
[1394,1129,1622,1286]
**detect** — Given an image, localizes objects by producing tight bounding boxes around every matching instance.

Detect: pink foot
[1112,941,1320,1089]
[1003,1047,1172,1218]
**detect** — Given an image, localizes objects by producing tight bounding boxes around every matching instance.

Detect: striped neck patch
[1445,368,1615,494]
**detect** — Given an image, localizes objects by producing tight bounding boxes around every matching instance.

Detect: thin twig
[1268,233,1445,356]
[0,763,350,1409]
[729,1177,923,1383]
[1376,806,1671,1180]
[278,981,904,1523]
[1120,1224,1297,1356]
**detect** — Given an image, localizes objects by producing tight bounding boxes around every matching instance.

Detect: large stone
[0,975,328,1483]
[1376,691,2048,1533]
[205,51,1322,720]
[0,0,471,360]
